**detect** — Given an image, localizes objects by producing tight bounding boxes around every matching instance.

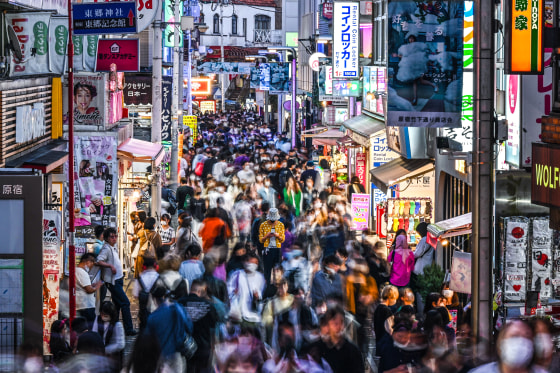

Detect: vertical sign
[351,193,370,230]
[43,210,61,355]
[355,152,367,186]
[259,63,271,91]
[161,76,173,142]
[164,0,183,47]
[505,74,521,167]
[506,0,543,73]
[333,2,359,78]
[387,0,464,127]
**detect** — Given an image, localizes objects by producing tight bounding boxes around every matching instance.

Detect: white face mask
[256,176,263,182]
[190,174,196,181]
[442,290,453,299]
[499,337,534,368]
[264,181,271,187]
[534,333,553,359]
[314,202,322,209]
[325,267,336,275]
[244,262,258,273]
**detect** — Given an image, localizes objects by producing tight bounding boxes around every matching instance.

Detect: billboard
[65,73,107,128]
[333,2,360,79]
[96,39,140,72]
[505,74,521,167]
[532,142,560,208]
[387,0,464,128]
[124,74,152,105]
[197,61,253,75]
[250,63,291,93]
[351,193,370,231]
[506,0,543,73]
[333,80,361,97]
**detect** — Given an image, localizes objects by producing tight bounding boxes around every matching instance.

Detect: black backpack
[138,275,159,310]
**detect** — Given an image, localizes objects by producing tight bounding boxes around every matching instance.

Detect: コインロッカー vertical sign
[506,0,543,73]
[72,2,137,35]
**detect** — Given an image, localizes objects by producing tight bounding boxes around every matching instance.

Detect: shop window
[232,14,238,35]
[255,15,271,30]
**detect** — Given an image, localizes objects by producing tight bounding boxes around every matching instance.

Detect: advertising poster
[164,0,183,47]
[161,76,173,142]
[505,74,521,167]
[124,74,152,105]
[197,62,253,75]
[449,251,472,294]
[333,2,360,78]
[65,73,106,128]
[387,0,464,127]
[269,63,291,94]
[42,210,61,355]
[6,13,51,77]
[351,193,370,231]
[73,136,118,230]
[259,63,271,91]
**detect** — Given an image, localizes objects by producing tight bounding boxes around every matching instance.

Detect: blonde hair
[158,253,181,272]
[381,284,399,301]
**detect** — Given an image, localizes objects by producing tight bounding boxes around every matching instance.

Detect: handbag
[173,304,198,359]
[194,161,204,177]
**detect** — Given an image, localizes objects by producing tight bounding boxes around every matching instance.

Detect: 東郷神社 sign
[72,2,137,35]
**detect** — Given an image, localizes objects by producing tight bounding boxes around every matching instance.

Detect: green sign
[164,0,183,47]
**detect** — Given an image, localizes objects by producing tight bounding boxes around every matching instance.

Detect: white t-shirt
[76,267,95,310]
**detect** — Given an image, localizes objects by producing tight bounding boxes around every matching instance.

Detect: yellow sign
[508,0,543,73]
[183,115,198,145]
[178,134,184,157]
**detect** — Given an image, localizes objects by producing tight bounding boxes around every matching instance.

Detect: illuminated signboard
[187,78,212,95]
[506,0,543,73]
[332,80,361,97]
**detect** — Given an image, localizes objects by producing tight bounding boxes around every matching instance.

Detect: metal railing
[253,29,282,45]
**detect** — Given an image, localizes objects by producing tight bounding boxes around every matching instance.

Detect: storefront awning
[428,212,472,239]
[117,138,164,165]
[6,140,68,173]
[342,114,385,146]
[302,127,345,146]
[369,157,434,194]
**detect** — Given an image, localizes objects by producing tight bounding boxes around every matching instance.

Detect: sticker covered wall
[387,0,464,127]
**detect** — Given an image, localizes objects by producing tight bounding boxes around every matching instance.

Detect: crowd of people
[36,109,558,373]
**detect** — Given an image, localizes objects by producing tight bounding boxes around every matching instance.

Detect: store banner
[259,63,271,91]
[355,152,367,186]
[333,2,359,79]
[73,135,118,230]
[49,17,68,75]
[197,100,216,113]
[506,0,543,73]
[65,73,107,128]
[161,76,173,142]
[449,251,472,294]
[197,61,253,75]
[124,74,152,105]
[387,0,464,128]
[6,13,51,77]
[505,74,521,167]
[333,80,361,97]
[42,210,61,355]
[96,39,139,72]
[164,0,183,47]
[351,193,370,231]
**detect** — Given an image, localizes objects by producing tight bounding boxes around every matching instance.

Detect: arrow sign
[73,2,137,35]
[128,10,134,27]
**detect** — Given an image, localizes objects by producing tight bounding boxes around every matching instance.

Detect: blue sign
[73,2,137,35]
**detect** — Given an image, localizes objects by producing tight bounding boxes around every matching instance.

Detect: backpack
[139,240,156,260]
[138,274,159,310]
[183,193,192,211]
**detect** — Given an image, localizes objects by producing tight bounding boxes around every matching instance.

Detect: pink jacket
[389,235,415,287]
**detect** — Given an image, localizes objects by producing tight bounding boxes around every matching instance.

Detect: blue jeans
[107,278,134,333]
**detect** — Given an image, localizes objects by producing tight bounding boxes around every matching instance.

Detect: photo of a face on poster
[387,0,464,128]
[71,75,105,127]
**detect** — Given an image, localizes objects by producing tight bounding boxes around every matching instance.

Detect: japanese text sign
[161,76,173,142]
[333,2,359,78]
[189,78,212,95]
[351,193,370,231]
[355,152,367,186]
[322,2,333,20]
[124,74,152,105]
[333,80,361,96]
[506,0,543,73]
[73,2,137,35]
[197,100,216,113]
[183,115,198,144]
[96,39,139,72]
[387,0,464,128]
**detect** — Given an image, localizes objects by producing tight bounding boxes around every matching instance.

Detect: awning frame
[369,157,434,194]
[428,212,472,239]
[117,138,165,165]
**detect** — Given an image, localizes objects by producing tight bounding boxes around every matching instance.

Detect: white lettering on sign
[16,103,45,143]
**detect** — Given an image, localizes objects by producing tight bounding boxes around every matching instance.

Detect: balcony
[253,29,282,45]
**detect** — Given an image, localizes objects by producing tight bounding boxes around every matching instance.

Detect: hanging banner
[197,61,253,75]
[351,193,370,231]
[505,0,543,74]
[124,74,152,105]
[449,251,472,294]
[6,13,51,77]
[42,210,61,355]
[163,0,183,47]
[269,63,291,94]
[387,0,464,128]
[333,2,359,79]
[161,76,173,142]
[49,17,68,75]
[259,63,271,91]
[505,74,521,167]
[84,35,99,71]
[73,135,118,230]
[64,73,107,128]
[355,152,367,186]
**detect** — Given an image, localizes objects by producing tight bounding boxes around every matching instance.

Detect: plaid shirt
[158,226,175,244]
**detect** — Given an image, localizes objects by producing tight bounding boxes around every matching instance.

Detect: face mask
[245,166,251,170]
[256,176,263,182]
[85,264,91,273]
[442,290,453,299]
[244,263,258,273]
[101,315,111,323]
[162,220,168,226]
[325,267,336,275]
[314,203,322,209]
[265,181,271,187]
[431,343,448,357]
[500,337,534,368]
[534,333,553,359]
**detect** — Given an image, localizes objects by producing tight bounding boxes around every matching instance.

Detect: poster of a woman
[72,75,104,126]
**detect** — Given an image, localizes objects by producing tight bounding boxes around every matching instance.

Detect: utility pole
[187,29,193,116]
[152,19,163,218]
[170,0,183,193]
[220,1,226,112]
[472,0,494,348]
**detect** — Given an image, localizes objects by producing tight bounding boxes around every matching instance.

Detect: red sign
[322,2,333,20]
[189,78,212,95]
[96,39,139,72]
[356,152,367,187]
